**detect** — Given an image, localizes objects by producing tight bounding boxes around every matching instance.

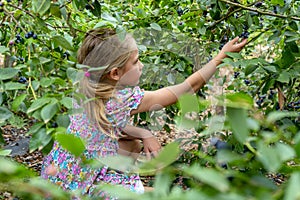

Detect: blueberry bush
[0,0,299,199]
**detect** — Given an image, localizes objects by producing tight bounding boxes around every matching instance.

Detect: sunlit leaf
[55,133,85,157]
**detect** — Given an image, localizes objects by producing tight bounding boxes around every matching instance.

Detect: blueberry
[63,51,70,58]
[244,79,251,85]
[220,163,228,169]
[240,31,249,39]
[52,122,58,128]
[16,34,21,40]
[177,8,184,16]
[234,72,240,78]
[178,21,183,26]
[256,99,263,107]
[16,39,21,43]
[219,43,225,50]
[18,76,27,84]
[158,85,164,89]
[32,34,38,39]
[19,57,25,62]
[215,140,231,150]
[254,2,263,7]
[25,33,30,39]
[0,2,3,6]
[287,102,297,109]
[28,31,34,37]
[9,40,14,45]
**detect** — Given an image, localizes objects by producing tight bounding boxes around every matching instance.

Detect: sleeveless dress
[40,86,144,199]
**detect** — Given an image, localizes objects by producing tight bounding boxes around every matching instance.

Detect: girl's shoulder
[106,86,144,124]
[115,86,144,102]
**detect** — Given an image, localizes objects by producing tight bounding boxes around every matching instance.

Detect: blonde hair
[77,28,136,137]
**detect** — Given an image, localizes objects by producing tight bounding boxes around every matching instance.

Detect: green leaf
[139,142,180,175]
[0,106,13,123]
[262,65,277,73]
[4,82,26,90]
[277,71,290,83]
[50,4,62,18]
[271,0,284,6]
[225,52,243,59]
[90,0,101,17]
[266,111,299,123]
[0,68,19,80]
[41,102,59,123]
[175,94,200,129]
[0,46,9,54]
[150,23,162,31]
[227,107,249,143]
[55,133,85,157]
[40,77,54,87]
[276,143,295,162]
[27,98,51,113]
[27,122,44,135]
[56,114,70,128]
[257,141,281,172]
[225,92,253,109]
[101,12,118,23]
[29,128,52,152]
[244,65,257,76]
[184,165,229,192]
[61,97,73,109]
[284,172,300,200]
[0,149,12,156]
[32,0,51,16]
[52,35,74,51]
[11,94,27,112]
[116,25,127,41]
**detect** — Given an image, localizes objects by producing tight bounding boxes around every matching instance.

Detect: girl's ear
[107,67,121,81]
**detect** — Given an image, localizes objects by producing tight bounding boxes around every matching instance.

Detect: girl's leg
[118,138,142,160]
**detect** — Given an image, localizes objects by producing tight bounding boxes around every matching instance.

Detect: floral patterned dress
[41,86,144,199]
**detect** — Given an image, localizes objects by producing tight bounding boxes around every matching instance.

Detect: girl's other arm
[132,37,247,114]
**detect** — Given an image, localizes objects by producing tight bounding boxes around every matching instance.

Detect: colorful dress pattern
[41,86,145,199]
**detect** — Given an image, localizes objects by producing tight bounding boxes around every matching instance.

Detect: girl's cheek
[45,164,58,176]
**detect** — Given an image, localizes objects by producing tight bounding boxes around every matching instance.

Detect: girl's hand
[142,136,161,160]
[219,37,248,58]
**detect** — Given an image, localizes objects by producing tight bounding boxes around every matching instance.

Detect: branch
[218,0,300,21]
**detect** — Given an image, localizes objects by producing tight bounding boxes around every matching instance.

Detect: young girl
[41,27,247,199]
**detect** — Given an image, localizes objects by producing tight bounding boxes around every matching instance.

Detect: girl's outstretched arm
[132,37,247,114]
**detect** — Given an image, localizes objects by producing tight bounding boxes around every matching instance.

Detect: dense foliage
[0,0,299,199]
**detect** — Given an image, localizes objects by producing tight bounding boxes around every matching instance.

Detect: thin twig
[218,0,300,21]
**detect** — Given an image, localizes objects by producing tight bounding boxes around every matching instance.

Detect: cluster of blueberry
[14,31,37,44]
[25,31,37,40]
[256,94,267,107]
[287,100,300,110]
[18,76,27,84]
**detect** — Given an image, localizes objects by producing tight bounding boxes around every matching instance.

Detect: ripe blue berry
[244,79,251,85]
[18,76,27,84]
